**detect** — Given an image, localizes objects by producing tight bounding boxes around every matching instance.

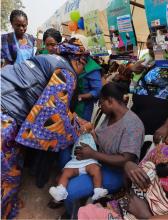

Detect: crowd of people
[1,9,168,220]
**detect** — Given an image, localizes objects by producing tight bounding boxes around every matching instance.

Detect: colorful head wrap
[143,143,168,165]
[52,37,90,62]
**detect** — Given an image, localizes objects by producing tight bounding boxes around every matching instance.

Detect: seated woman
[59,82,144,217]
[78,143,168,220]
[122,142,168,220]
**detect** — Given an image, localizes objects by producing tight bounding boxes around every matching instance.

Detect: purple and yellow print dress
[1,113,23,219]
[16,68,80,152]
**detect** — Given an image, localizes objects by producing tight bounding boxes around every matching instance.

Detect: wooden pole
[130,0,145,9]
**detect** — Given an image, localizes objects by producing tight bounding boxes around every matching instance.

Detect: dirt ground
[15,169,65,220]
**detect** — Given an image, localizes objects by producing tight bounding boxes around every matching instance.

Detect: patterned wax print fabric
[142,142,168,165]
[119,144,168,219]
[1,113,23,220]
[53,38,89,62]
[135,67,168,100]
[142,161,168,216]
[121,161,168,219]
[16,68,81,152]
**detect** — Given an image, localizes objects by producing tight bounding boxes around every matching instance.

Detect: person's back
[1,54,75,124]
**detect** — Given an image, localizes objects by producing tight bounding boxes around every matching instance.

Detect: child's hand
[74,143,96,160]
[80,122,94,134]
[84,122,93,132]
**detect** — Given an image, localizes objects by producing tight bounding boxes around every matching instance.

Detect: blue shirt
[82,70,102,121]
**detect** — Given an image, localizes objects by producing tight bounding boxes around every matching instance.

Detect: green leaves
[1,0,24,31]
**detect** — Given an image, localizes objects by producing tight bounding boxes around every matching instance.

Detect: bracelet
[78,96,82,101]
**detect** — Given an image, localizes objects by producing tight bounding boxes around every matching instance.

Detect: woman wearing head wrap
[1,38,89,219]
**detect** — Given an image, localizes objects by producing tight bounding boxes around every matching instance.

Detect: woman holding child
[50,82,145,217]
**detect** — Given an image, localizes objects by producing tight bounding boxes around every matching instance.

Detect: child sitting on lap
[49,133,108,201]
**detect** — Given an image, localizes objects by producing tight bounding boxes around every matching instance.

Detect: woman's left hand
[74,143,96,160]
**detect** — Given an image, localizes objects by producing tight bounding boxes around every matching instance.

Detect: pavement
[15,169,65,220]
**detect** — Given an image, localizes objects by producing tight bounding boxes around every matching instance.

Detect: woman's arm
[92,150,136,167]
[75,143,136,168]
[1,34,13,66]
[148,215,168,220]
[154,118,168,144]
[78,93,93,100]
[74,113,93,133]
[78,70,102,101]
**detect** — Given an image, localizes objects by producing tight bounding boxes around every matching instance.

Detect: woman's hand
[78,93,92,101]
[124,161,151,190]
[81,122,93,134]
[75,114,93,134]
[130,60,146,74]
[153,123,168,144]
[74,143,96,160]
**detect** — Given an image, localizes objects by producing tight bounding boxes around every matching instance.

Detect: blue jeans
[59,148,124,215]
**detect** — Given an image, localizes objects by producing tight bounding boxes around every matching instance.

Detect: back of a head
[43,28,62,43]
[109,61,119,72]
[101,82,129,103]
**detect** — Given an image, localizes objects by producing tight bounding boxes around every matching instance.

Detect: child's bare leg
[86,164,102,188]
[49,168,78,201]
[86,164,108,200]
[58,168,78,187]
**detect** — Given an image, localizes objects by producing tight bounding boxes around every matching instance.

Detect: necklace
[18,38,27,45]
